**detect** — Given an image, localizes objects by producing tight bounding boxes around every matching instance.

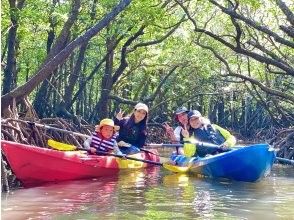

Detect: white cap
[134,102,148,113]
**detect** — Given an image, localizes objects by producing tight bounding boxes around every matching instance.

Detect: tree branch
[1,0,133,111]
[276,0,294,27]
[112,25,146,84]
[132,15,186,50]
[198,42,294,103]
[209,0,294,48]
[145,65,180,102]
[175,0,294,76]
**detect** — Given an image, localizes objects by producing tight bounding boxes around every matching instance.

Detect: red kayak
[1,140,160,187]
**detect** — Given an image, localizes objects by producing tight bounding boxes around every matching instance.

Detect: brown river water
[1,164,293,220]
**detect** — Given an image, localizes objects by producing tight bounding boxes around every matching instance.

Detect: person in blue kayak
[83,118,125,156]
[182,110,236,157]
[114,102,149,154]
[162,106,190,143]
[162,106,191,155]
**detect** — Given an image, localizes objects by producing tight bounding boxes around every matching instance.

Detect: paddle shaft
[95,150,163,166]
[276,157,294,165]
[53,145,163,166]
[146,142,231,152]
[28,122,90,138]
[140,148,161,156]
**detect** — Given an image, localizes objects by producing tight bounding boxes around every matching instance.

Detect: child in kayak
[83,118,124,156]
[114,102,148,155]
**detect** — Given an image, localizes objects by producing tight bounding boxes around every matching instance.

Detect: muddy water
[1,165,293,220]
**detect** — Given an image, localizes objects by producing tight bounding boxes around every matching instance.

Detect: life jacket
[91,132,117,153]
[190,124,225,145]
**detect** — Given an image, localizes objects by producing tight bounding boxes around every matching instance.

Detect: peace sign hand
[181,124,189,138]
[116,109,124,120]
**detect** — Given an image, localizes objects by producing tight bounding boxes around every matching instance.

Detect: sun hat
[188,110,202,119]
[175,106,189,115]
[95,118,119,132]
[134,102,149,113]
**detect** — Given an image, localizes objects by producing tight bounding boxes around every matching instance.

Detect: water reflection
[1,175,120,220]
[1,166,293,219]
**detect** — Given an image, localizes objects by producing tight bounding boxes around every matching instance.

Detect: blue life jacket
[190,124,226,145]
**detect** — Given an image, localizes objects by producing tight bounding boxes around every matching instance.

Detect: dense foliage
[1,0,293,137]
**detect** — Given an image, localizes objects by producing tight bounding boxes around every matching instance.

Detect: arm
[213,124,236,147]
[83,136,98,154]
[83,137,92,150]
[162,122,178,143]
[114,117,122,126]
[136,131,147,148]
[114,109,124,125]
[113,141,125,155]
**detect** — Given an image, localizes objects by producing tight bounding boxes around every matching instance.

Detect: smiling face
[176,112,188,126]
[100,125,115,139]
[189,116,202,129]
[134,109,147,123]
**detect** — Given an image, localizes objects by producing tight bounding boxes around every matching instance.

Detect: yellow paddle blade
[48,139,77,151]
[163,163,191,173]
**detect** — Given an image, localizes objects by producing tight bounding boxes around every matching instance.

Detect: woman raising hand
[114,103,149,155]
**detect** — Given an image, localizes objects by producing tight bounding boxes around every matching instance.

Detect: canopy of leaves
[1,0,293,136]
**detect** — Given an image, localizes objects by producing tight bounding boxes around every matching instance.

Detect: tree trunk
[217,96,225,126]
[2,0,25,95]
[33,0,79,117]
[1,0,132,114]
[64,42,88,109]
[91,35,115,122]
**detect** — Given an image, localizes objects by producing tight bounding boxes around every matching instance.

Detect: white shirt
[174,126,183,142]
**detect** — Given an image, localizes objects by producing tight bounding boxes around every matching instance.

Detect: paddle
[27,121,90,138]
[48,139,161,156]
[163,162,192,173]
[146,142,231,173]
[146,142,231,157]
[48,139,83,151]
[95,151,163,166]
[276,157,294,165]
[47,139,163,166]
[28,120,158,156]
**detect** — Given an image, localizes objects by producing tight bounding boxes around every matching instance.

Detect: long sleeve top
[114,117,147,148]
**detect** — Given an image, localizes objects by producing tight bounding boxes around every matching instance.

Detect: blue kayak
[171,144,276,182]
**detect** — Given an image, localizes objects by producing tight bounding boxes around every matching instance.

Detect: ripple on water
[1,165,293,219]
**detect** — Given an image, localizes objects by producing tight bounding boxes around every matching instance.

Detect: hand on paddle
[218,142,230,151]
[89,147,97,154]
[113,141,127,158]
[117,141,131,147]
[116,151,127,159]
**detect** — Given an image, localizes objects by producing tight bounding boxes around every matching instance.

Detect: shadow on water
[1,165,293,220]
